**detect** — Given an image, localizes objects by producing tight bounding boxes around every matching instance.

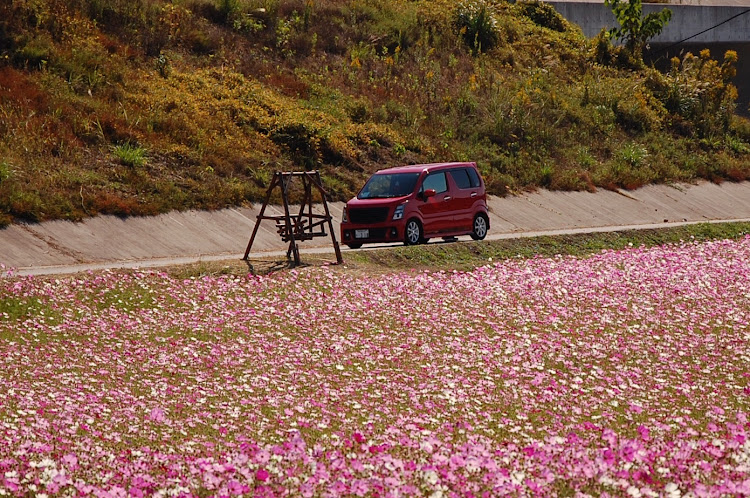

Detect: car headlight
[392,203,405,220]
[342,206,348,223]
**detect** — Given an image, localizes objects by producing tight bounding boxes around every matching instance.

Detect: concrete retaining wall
[2,181,750,274]
[549,2,750,43]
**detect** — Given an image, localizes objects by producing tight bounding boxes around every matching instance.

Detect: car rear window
[449,169,472,189]
[467,167,481,188]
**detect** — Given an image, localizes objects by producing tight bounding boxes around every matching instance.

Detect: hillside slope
[1,0,749,225]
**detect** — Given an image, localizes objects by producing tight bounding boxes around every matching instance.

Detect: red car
[341,162,489,249]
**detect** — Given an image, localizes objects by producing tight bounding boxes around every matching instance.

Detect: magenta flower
[255,468,269,482]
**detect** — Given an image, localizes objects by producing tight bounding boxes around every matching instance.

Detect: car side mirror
[422,189,436,199]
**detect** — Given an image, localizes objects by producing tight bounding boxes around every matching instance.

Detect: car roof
[374,162,477,175]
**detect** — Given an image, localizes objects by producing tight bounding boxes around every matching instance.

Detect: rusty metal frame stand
[243,171,343,266]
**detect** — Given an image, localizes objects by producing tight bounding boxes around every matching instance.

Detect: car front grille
[365,228,387,239]
[348,207,389,224]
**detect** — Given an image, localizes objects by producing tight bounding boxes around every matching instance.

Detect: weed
[155,53,170,78]
[0,161,12,183]
[575,146,596,169]
[617,142,649,167]
[112,143,147,167]
[726,135,750,155]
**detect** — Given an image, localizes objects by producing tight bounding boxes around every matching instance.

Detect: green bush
[517,1,567,32]
[592,29,618,66]
[218,0,241,23]
[612,89,663,133]
[270,123,321,170]
[13,35,53,69]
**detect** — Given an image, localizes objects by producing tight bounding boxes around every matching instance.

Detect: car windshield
[358,172,420,199]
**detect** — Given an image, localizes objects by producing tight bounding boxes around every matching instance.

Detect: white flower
[665,483,681,498]
[423,470,438,485]
[627,486,642,498]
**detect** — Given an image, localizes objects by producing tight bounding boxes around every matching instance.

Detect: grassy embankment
[1,0,749,227]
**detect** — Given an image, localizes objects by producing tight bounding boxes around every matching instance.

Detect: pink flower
[149,407,166,423]
[637,425,650,441]
[256,468,269,482]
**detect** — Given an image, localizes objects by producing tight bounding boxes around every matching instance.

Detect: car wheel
[347,243,363,249]
[470,214,488,240]
[404,219,423,246]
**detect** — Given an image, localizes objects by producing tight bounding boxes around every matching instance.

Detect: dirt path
[2,180,750,276]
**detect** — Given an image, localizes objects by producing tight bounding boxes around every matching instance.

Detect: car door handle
[444,196,452,201]
[470,192,478,198]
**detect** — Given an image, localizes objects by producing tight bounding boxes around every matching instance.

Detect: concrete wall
[549,2,750,43]
[4,180,750,275]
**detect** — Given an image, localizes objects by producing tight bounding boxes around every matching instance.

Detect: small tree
[605,0,671,63]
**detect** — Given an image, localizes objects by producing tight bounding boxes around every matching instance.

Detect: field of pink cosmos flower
[1,237,750,497]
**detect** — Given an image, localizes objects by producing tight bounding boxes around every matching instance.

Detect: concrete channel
[1,180,750,276]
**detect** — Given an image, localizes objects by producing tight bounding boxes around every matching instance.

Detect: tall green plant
[605,0,671,62]
[654,50,739,137]
[454,1,499,55]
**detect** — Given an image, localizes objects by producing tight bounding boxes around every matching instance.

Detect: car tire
[470,214,489,240]
[347,243,363,249]
[404,219,423,246]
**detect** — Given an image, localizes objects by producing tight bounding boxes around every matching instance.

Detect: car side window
[466,168,481,188]
[449,169,472,189]
[421,172,448,194]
